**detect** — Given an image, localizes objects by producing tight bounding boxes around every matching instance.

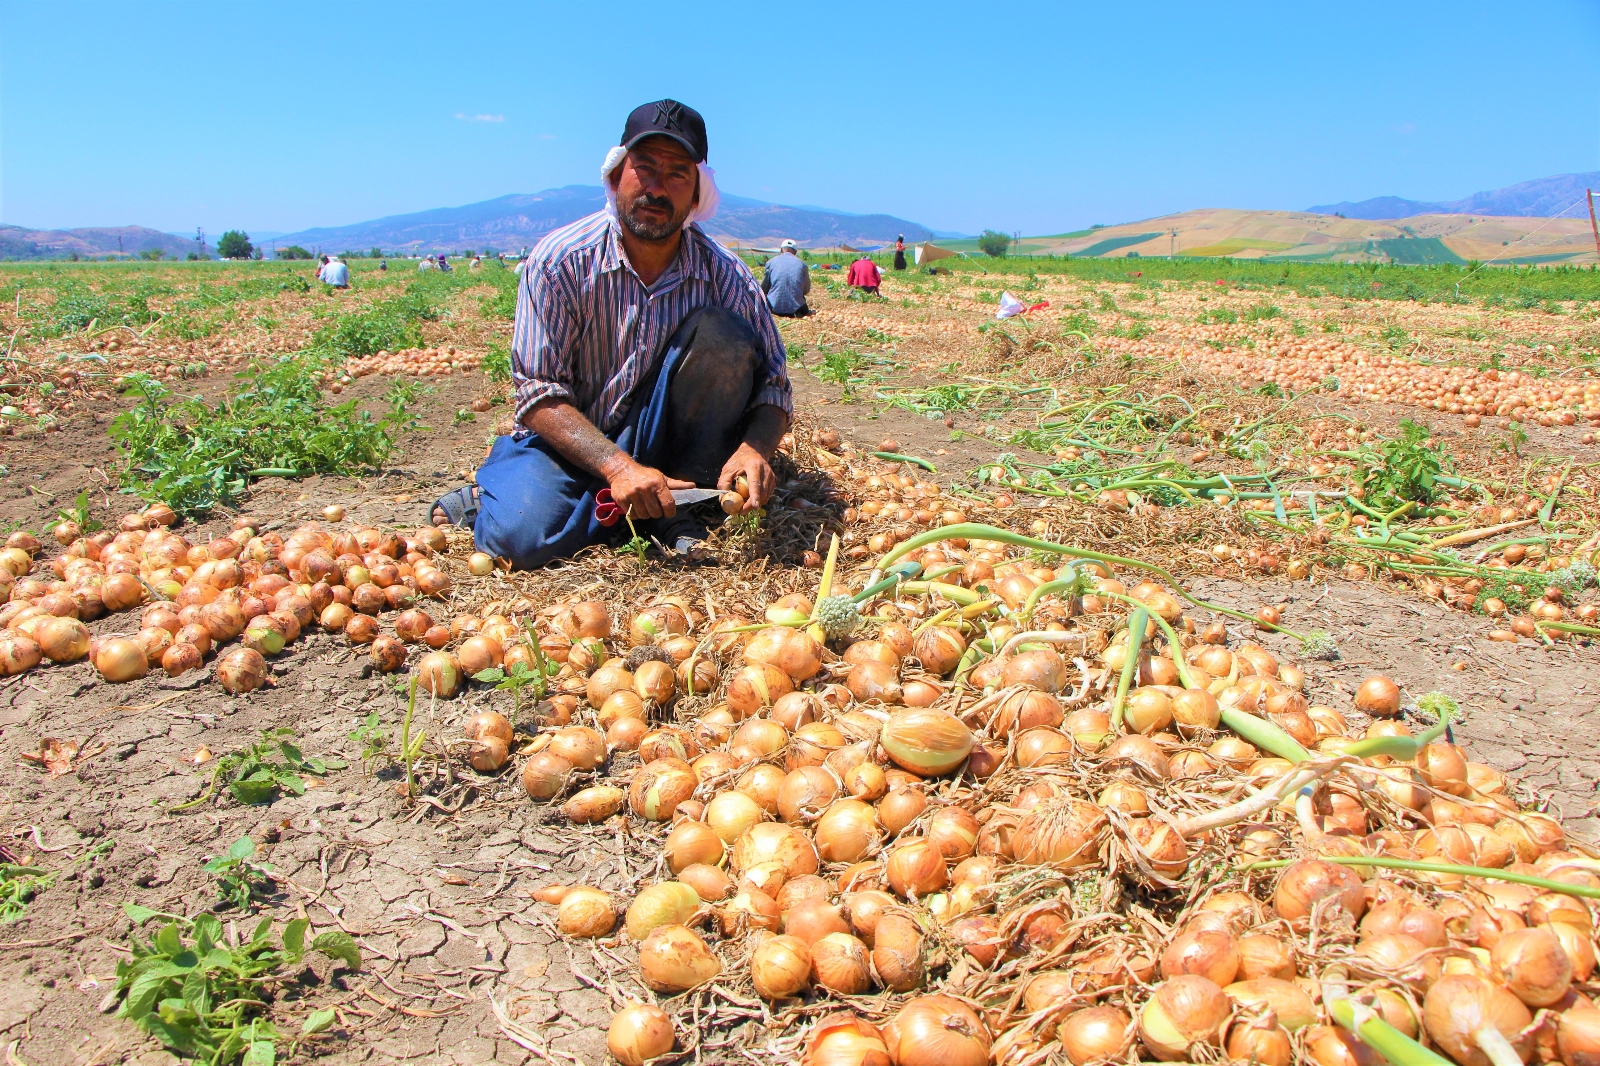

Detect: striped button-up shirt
[511,211,792,434]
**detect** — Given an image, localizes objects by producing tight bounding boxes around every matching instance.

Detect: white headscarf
[601,144,720,229]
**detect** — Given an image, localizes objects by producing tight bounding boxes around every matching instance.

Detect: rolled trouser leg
[471,434,604,569]
[661,307,758,487]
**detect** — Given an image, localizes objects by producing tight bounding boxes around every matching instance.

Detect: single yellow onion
[607,1002,674,1066]
[556,886,615,937]
[880,708,973,776]
[1139,976,1230,1061]
[94,636,149,683]
[751,933,812,999]
[882,994,992,1066]
[638,924,721,993]
[624,881,700,941]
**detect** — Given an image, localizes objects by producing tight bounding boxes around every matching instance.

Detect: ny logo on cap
[653,100,685,131]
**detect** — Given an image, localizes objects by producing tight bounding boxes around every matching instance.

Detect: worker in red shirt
[846,253,881,296]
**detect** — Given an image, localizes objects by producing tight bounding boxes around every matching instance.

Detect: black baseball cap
[620,99,707,164]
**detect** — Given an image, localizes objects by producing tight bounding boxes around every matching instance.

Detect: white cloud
[455,113,505,123]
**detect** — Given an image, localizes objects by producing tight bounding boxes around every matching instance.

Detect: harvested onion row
[500,518,1600,1066]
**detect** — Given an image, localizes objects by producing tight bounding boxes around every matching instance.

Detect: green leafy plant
[46,488,102,536]
[173,729,345,811]
[473,622,559,714]
[114,907,359,1065]
[1243,302,1282,321]
[0,839,111,923]
[110,358,423,515]
[204,836,274,912]
[1356,419,1448,512]
[482,339,512,384]
[0,862,54,923]
[347,711,391,773]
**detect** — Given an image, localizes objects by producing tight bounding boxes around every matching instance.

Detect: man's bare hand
[602,455,692,520]
[718,443,777,513]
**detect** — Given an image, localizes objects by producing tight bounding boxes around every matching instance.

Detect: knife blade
[670,488,724,506]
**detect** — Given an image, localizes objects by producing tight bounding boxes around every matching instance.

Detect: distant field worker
[847,253,881,295]
[418,255,435,271]
[436,254,453,273]
[428,98,791,569]
[893,235,907,271]
[322,256,350,289]
[762,239,811,317]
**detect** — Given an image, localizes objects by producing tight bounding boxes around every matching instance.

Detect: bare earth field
[0,255,1597,1066]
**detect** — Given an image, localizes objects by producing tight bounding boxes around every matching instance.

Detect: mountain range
[265,186,939,254]
[1307,172,1600,221]
[0,224,207,260]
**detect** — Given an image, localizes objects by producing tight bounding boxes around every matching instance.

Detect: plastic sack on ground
[996,292,1028,319]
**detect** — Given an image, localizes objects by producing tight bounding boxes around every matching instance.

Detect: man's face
[613,136,698,242]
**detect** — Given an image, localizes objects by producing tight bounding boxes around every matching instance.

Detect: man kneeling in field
[431,99,792,568]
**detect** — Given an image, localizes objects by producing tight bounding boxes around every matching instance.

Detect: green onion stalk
[1241,855,1600,900]
[1324,989,1455,1066]
[1108,606,1149,732]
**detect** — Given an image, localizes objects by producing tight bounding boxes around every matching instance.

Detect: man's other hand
[603,456,692,520]
[718,443,777,513]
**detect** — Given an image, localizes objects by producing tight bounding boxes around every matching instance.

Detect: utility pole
[1169,228,1177,258]
[118,235,123,256]
[1588,189,1600,263]
[1013,231,1021,258]
[195,227,205,260]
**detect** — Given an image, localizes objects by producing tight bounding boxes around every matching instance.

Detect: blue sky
[3,1,1598,239]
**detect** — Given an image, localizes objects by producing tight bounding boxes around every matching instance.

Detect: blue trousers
[473,307,759,569]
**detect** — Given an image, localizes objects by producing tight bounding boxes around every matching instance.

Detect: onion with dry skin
[625,881,701,941]
[809,931,872,994]
[871,911,925,992]
[751,934,812,999]
[885,840,948,899]
[563,785,625,823]
[638,924,721,993]
[814,799,882,864]
[882,995,991,1066]
[1491,926,1573,1007]
[805,1013,890,1066]
[1012,797,1106,868]
[1139,975,1230,1061]
[1058,1006,1130,1066]
[214,646,264,693]
[879,708,973,776]
[1422,973,1534,1066]
[556,886,615,937]
[1356,675,1402,717]
[1273,858,1365,926]
[607,1003,674,1066]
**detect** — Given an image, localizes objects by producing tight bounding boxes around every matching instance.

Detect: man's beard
[618,192,690,242]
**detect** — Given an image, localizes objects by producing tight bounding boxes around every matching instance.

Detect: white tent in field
[914,242,958,266]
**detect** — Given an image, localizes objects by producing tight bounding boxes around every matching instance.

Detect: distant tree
[977,230,1011,258]
[186,252,201,261]
[252,248,264,260]
[138,248,163,261]
[217,230,253,259]
[368,247,383,260]
[277,245,313,260]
